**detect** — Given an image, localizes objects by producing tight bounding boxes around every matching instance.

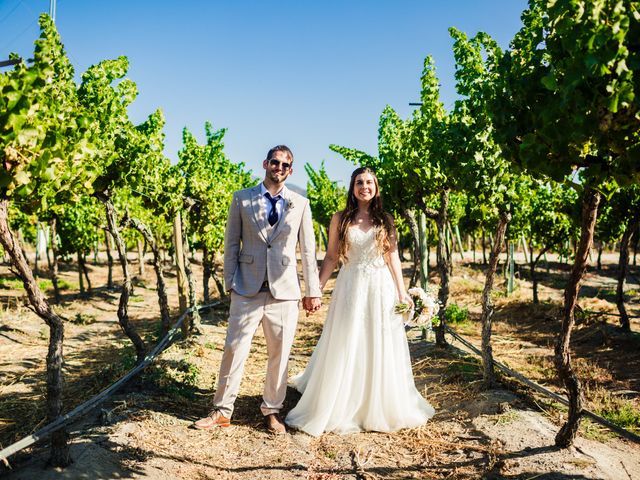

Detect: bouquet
[394,286,440,329]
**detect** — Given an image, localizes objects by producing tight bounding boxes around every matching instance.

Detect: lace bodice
[343,227,386,271]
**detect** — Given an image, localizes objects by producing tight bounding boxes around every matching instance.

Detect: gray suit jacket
[223,185,321,300]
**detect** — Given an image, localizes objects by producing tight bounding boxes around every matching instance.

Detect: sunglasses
[268,158,291,170]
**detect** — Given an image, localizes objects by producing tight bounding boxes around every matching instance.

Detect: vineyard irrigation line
[0,300,223,465]
[582,310,640,319]
[444,326,640,444]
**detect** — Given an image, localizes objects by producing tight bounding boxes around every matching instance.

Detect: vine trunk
[125,216,171,336]
[616,216,638,332]
[554,188,600,448]
[434,189,450,348]
[480,210,511,388]
[96,192,146,363]
[0,198,70,467]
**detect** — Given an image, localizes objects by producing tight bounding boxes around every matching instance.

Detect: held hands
[302,296,322,317]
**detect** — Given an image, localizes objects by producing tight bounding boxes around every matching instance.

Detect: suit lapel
[250,186,269,243]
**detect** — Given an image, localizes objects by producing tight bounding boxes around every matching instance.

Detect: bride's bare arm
[319,212,341,291]
[384,215,412,306]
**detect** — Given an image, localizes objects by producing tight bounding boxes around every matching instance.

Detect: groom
[194,145,322,434]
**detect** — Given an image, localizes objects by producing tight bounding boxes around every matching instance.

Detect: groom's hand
[302,297,321,316]
[302,297,311,315]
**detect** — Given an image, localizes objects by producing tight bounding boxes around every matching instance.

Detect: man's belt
[259,280,269,292]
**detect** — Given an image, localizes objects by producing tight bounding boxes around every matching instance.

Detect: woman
[285,167,434,436]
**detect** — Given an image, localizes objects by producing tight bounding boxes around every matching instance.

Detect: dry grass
[1,251,639,478]
[444,260,640,445]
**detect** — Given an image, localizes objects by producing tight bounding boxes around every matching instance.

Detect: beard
[268,171,287,183]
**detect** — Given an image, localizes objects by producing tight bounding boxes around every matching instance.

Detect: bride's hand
[398,292,413,309]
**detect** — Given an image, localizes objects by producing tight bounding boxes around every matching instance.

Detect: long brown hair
[337,167,393,262]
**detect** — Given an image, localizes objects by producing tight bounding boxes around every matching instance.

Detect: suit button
[267,244,271,249]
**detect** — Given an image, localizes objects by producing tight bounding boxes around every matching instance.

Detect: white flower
[403,286,440,328]
[286,199,294,210]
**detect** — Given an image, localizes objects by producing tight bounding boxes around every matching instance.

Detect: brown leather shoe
[193,410,231,430]
[265,413,286,434]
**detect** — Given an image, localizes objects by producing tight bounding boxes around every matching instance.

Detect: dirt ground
[0,250,639,479]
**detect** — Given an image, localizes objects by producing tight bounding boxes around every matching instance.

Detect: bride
[286,167,435,436]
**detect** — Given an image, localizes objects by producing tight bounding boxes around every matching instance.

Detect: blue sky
[1,0,528,190]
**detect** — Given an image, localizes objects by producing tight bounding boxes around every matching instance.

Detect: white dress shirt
[260,182,287,225]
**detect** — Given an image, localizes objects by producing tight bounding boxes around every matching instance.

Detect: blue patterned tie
[265,192,280,226]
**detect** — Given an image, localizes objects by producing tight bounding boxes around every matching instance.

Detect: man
[194,145,322,434]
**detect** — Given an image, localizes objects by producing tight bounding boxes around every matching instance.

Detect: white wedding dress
[285,226,435,436]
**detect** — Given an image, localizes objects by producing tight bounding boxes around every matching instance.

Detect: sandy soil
[1,250,639,479]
